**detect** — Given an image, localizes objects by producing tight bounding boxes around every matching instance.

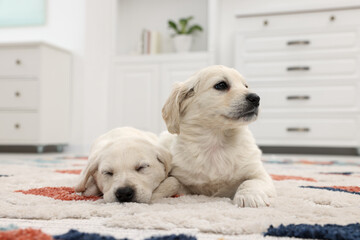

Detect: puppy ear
[75,153,100,193]
[156,146,172,176]
[162,82,194,134]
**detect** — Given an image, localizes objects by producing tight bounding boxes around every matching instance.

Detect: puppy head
[75,130,171,203]
[162,65,259,133]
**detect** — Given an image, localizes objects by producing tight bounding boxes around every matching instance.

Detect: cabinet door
[160,61,209,131]
[110,64,160,133]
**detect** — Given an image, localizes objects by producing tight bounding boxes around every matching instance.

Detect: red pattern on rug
[72,164,87,167]
[298,160,334,165]
[331,186,360,193]
[0,228,53,240]
[55,169,82,174]
[271,174,317,182]
[15,187,100,201]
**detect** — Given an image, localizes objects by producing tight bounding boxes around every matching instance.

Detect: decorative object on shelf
[168,16,203,52]
[140,29,161,55]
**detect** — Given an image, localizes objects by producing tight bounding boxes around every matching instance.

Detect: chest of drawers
[234,7,360,154]
[0,43,71,152]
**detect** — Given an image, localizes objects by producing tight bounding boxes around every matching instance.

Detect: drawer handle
[287,40,310,46]
[15,91,21,97]
[286,95,310,100]
[15,59,22,65]
[287,66,310,72]
[14,123,21,129]
[287,127,310,132]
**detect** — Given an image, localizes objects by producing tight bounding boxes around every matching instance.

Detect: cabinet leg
[56,145,64,153]
[36,146,44,153]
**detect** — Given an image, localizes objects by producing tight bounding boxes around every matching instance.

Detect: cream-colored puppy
[75,127,177,203]
[162,65,276,207]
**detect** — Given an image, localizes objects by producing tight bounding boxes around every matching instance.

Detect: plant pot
[173,35,192,52]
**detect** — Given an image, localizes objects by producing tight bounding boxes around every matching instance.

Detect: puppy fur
[162,65,276,207]
[75,127,176,203]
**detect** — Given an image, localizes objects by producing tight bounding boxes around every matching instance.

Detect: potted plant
[168,16,203,52]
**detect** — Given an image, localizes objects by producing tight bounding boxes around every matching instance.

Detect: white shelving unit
[234,6,360,153]
[0,42,71,152]
[108,0,218,134]
[115,0,213,55]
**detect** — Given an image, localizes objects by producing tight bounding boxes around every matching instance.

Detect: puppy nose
[115,187,134,202]
[246,93,260,107]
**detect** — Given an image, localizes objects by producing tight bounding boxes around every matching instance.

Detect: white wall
[81,0,114,152]
[216,0,360,67]
[0,0,86,152]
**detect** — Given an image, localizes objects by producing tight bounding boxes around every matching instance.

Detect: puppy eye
[103,171,113,176]
[214,81,229,91]
[245,84,249,88]
[136,164,149,172]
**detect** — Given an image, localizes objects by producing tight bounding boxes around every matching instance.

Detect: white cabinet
[111,64,160,132]
[0,43,71,152]
[234,7,360,151]
[109,53,211,133]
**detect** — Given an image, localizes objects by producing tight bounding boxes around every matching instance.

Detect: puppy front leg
[151,176,186,202]
[77,176,102,197]
[233,177,276,208]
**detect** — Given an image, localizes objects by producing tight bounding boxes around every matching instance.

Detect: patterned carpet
[0,154,359,240]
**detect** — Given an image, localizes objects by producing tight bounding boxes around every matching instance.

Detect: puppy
[162,65,276,207]
[75,127,178,203]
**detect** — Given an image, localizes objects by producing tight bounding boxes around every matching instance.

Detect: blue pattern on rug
[0,224,18,231]
[264,223,360,240]
[53,229,123,240]
[145,234,197,240]
[53,229,196,240]
[319,172,358,176]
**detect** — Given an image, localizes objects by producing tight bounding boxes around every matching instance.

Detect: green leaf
[185,16,194,22]
[168,20,180,34]
[179,18,188,34]
[187,25,203,34]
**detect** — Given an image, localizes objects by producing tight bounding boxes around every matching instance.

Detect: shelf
[115,0,210,55]
[113,51,212,63]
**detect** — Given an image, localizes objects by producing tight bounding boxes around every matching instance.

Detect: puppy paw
[233,190,270,208]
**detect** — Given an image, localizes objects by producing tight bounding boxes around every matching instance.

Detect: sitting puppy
[162,65,276,207]
[75,127,178,203]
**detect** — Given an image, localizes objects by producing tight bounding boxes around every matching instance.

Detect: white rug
[0,154,359,239]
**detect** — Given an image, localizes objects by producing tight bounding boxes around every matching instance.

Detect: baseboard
[259,146,359,156]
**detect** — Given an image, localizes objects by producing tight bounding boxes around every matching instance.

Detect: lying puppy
[75,127,178,203]
[162,65,276,207]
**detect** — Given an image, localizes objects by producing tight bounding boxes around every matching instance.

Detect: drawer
[254,85,357,109]
[0,81,39,110]
[0,48,40,78]
[243,31,357,53]
[244,59,356,79]
[235,8,360,32]
[250,118,357,142]
[0,112,38,141]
